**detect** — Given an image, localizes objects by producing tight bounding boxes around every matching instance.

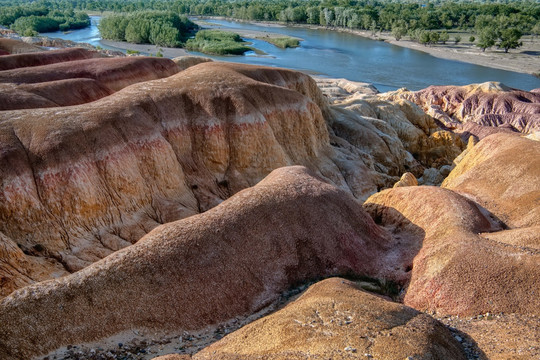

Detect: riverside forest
[0,0,538,53]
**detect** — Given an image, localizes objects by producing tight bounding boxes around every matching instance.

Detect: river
[41,16,540,92]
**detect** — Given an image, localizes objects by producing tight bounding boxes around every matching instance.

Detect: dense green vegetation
[0,2,89,36]
[185,29,250,55]
[98,11,196,47]
[1,0,537,52]
[259,36,300,49]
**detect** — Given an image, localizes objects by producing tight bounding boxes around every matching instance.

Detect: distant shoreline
[197,16,540,77]
[99,39,189,58]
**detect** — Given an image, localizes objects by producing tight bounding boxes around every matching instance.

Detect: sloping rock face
[384,82,540,137]
[0,56,180,109]
[364,185,539,316]
[0,166,394,359]
[321,80,465,181]
[443,133,540,228]
[193,278,466,360]
[0,59,452,296]
[0,47,101,71]
[0,61,341,282]
[0,37,43,54]
[364,133,540,318]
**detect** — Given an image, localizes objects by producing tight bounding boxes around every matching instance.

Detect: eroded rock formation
[0,57,458,294]
[383,82,540,137]
[0,166,394,359]
[0,56,180,109]
[194,278,466,360]
[1,47,538,359]
[0,47,101,71]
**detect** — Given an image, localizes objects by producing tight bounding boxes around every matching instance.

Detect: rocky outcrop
[0,47,101,71]
[0,59,457,294]
[393,172,418,187]
[0,166,394,359]
[0,55,180,110]
[363,133,540,318]
[322,83,465,182]
[172,55,213,70]
[384,82,540,137]
[443,133,540,228]
[194,278,466,360]
[364,185,539,316]
[0,37,43,54]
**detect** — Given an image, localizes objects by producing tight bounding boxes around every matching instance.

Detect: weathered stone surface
[364,185,539,317]
[0,47,100,71]
[0,166,393,359]
[0,55,180,90]
[323,83,465,180]
[385,82,540,136]
[173,55,213,70]
[1,60,454,294]
[194,278,466,360]
[443,133,540,228]
[0,62,346,281]
[0,37,42,54]
[393,172,418,187]
[439,313,540,360]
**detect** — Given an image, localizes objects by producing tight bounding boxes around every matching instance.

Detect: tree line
[1,0,537,51]
[98,11,196,47]
[0,2,89,36]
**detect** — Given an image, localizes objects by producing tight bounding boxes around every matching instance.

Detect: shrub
[185,30,250,55]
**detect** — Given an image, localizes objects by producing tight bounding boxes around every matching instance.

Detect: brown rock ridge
[0,166,394,359]
[443,132,540,228]
[364,133,540,317]
[383,82,540,137]
[0,62,341,282]
[0,37,43,54]
[0,47,101,71]
[0,60,453,295]
[320,79,465,182]
[0,56,180,110]
[193,278,466,360]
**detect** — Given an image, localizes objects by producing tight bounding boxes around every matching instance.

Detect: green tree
[498,28,523,53]
[429,31,440,45]
[532,23,540,39]
[454,35,461,45]
[469,36,475,43]
[391,22,407,41]
[439,30,449,44]
[419,30,430,46]
[476,27,497,52]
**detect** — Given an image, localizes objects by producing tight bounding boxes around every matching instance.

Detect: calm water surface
[41,16,540,92]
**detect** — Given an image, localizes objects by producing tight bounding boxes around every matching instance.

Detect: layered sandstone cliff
[1,46,538,359]
[383,82,540,137]
[0,54,455,295]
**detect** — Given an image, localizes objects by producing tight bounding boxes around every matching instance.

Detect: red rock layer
[0,47,100,71]
[0,166,392,359]
[0,62,369,294]
[387,82,540,137]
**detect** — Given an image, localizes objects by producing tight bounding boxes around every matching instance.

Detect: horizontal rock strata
[383,82,540,137]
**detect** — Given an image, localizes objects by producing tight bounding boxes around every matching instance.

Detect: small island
[185,30,250,55]
[256,36,300,49]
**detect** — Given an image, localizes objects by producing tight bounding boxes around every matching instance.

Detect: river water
[41,16,540,92]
